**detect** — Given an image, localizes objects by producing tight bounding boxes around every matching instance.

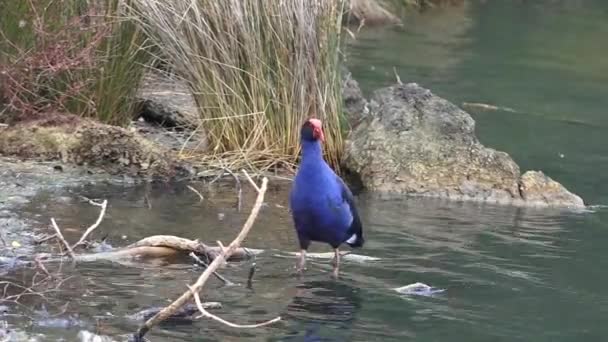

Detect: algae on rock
[0,119,190,179]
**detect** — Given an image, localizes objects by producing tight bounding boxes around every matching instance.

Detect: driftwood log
[73,235,263,263]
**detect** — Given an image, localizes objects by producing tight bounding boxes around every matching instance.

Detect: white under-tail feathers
[345,233,358,244]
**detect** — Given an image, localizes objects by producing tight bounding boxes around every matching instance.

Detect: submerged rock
[343,83,585,208]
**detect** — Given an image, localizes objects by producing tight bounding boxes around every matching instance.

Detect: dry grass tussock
[128,0,347,173]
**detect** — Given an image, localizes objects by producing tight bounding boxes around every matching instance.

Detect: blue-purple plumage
[289,121,364,251]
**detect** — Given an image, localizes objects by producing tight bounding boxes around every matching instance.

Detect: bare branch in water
[189,284,280,328]
[223,168,242,212]
[209,167,242,211]
[186,185,204,202]
[35,234,57,245]
[72,199,108,250]
[242,169,260,193]
[50,218,75,261]
[133,173,279,341]
[189,252,233,286]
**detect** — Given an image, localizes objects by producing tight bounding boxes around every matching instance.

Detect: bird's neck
[301,140,324,164]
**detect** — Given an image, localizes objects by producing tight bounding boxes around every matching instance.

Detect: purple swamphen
[289,118,364,278]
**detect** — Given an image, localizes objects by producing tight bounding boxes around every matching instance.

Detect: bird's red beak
[308,118,325,142]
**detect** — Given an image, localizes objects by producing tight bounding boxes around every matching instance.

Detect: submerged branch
[189,252,234,286]
[190,284,280,328]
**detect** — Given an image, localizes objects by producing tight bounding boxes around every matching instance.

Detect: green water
[3,1,608,341]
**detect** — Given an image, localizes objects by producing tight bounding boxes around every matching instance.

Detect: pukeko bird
[289,118,364,278]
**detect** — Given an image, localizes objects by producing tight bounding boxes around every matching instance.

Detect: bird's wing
[335,175,364,247]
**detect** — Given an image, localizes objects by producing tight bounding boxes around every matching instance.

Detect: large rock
[136,71,200,129]
[343,83,585,208]
[341,67,368,125]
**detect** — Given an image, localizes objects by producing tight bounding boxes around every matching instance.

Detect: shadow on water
[278,279,361,341]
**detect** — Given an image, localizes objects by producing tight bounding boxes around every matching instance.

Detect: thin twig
[207,168,242,211]
[186,185,204,203]
[72,199,108,249]
[216,240,226,251]
[50,218,75,261]
[144,192,152,210]
[393,67,402,85]
[189,252,233,286]
[242,169,260,193]
[222,168,242,212]
[133,175,277,341]
[189,285,280,328]
[35,234,57,245]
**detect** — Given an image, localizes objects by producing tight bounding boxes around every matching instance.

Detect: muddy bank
[0,115,202,257]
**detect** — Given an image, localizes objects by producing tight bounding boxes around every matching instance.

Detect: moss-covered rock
[343,83,585,208]
[0,118,191,180]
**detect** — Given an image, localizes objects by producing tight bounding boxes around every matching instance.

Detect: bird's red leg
[297,249,307,275]
[332,248,340,279]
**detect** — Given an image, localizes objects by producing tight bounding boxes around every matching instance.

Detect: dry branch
[190,285,280,328]
[72,199,108,249]
[186,185,204,202]
[133,173,279,341]
[50,218,75,260]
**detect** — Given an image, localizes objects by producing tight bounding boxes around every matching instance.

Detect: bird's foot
[295,249,307,278]
[331,248,340,279]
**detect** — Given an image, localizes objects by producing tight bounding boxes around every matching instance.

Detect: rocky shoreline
[0,69,585,210]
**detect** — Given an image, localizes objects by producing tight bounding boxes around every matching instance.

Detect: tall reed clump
[0,0,152,126]
[129,0,347,172]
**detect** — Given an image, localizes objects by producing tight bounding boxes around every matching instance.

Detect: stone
[345,0,402,26]
[343,82,585,208]
[136,70,200,129]
[519,171,585,208]
[341,67,369,125]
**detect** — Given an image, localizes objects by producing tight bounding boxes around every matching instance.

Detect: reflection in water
[282,279,360,341]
